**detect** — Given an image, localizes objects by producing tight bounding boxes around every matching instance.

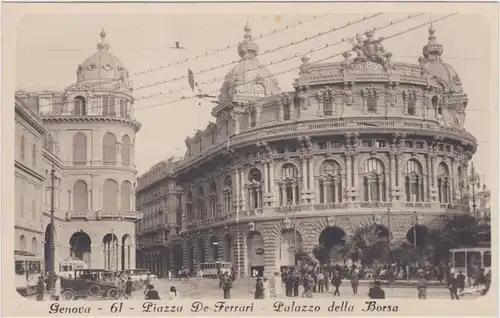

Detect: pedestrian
[53,276,61,301]
[143,273,152,295]
[332,270,342,296]
[222,272,232,299]
[263,278,271,299]
[254,277,264,299]
[448,274,460,300]
[125,277,133,300]
[36,276,45,301]
[167,270,172,280]
[292,272,300,297]
[317,271,325,293]
[456,271,466,293]
[349,269,359,296]
[273,272,284,298]
[168,286,179,299]
[145,285,160,300]
[368,280,385,299]
[417,272,427,299]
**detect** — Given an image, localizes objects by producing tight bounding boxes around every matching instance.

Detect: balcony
[137,238,168,249]
[67,210,143,221]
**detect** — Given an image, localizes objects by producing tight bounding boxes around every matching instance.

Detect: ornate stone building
[17,30,142,271]
[139,24,477,277]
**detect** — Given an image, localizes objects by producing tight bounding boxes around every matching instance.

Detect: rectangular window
[362,140,372,147]
[405,141,413,148]
[331,141,342,148]
[415,141,425,149]
[32,200,36,220]
[32,145,37,166]
[20,195,24,218]
[375,140,386,148]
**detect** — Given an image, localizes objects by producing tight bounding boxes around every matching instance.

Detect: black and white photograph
[2,1,498,316]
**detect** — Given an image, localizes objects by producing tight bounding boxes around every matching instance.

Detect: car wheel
[88,284,102,297]
[107,288,119,299]
[61,289,75,301]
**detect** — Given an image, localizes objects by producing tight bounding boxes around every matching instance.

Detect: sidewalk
[344,279,445,288]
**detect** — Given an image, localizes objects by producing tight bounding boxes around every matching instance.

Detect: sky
[16,13,493,185]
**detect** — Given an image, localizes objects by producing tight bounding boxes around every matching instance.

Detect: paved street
[131,278,455,300]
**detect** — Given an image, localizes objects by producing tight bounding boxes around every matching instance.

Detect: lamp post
[47,166,56,291]
[467,162,481,218]
[413,211,418,248]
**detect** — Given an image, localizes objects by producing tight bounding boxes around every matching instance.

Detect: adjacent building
[137,23,478,277]
[16,29,142,272]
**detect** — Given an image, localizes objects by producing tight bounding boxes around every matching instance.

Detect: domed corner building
[25,29,142,270]
[167,24,477,278]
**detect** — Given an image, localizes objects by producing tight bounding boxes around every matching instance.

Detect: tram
[449,247,491,278]
[15,255,43,296]
[200,261,232,278]
[57,258,89,278]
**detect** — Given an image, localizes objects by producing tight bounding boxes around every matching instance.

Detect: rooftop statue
[351,30,394,72]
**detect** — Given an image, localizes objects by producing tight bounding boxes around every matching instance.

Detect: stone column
[301,155,308,191]
[308,156,314,190]
[345,154,352,194]
[233,168,239,214]
[389,152,396,191]
[239,168,246,211]
[278,104,284,122]
[269,161,275,205]
[263,161,269,193]
[352,155,359,199]
[263,235,277,278]
[103,245,107,269]
[68,190,72,211]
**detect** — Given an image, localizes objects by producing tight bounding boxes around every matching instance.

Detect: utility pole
[47,165,56,291]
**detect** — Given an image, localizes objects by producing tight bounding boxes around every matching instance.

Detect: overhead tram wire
[132,13,455,113]
[44,13,385,95]
[41,13,425,114]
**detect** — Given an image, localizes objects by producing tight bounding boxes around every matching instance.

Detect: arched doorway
[103,233,119,270]
[173,244,183,272]
[209,236,219,261]
[279,229,303,269]
[316,226,346,265]
[197,239,205,265]
[224,234,233,262]
[69,231,92,266]
[406,225,428,248]
[246,232,265,277]
[121,234,132,270]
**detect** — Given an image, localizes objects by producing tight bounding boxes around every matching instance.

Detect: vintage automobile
[59,269,120,300]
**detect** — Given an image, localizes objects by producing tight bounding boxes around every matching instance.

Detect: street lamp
[413,211,418,248]
[467,162,481,218]
[47,166,56,291]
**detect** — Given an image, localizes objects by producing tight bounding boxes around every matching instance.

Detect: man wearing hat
[368,281,386,299]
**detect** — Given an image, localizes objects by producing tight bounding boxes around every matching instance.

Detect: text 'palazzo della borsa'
[135,23,477,278]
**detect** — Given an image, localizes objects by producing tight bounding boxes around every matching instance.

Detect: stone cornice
[42,115,141,132]
[15,100,45,135]
[15,161,44,182]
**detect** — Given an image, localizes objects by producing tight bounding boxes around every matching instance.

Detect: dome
[76,29,130,84]
[217,22,280,107]
[419,25,463,93]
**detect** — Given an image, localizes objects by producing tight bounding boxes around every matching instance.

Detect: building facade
[135,158,183,276]
[138,24,478,277]
[17,29,142,271]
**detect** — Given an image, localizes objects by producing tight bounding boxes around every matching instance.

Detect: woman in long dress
[273,272,284,298]
[263,278,271,299]
[54,276,61,301]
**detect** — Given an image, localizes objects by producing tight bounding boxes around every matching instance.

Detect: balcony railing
[67,210,143,220]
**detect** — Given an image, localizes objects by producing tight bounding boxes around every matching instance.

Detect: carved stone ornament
[351,30,392,70]
[297,86,310,110]
[342,82,355,106]
[361,84,380,99]
[280,93,293,106]
[372,213,382,225]
[386,81,399,106]
[283,217,292,229]
[404,86,421,101]
[248,221,256,232]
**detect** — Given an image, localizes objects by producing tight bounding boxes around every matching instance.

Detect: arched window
[280,163,299,205]
[74,96,86,116]
[250,109,257,128]
[102,132,117,165]
[20,135,26,160]
[120,181,132,211]
[319,160,342,204]
[102,96,109,116]
[103,179,119,212]
[19,235,26,251]
[186,191,194,221]
[252,84,265,98]
[73,132,87,165]
[405,160,424,202]
[247,168,263,210]
[407,99,416,116]
[438,162,451,204]
[32,144,37,166]
[31,237,38,254]
[283,103,291,121]
[457,166,464,202]
[209,182,217,218]
[73,180,88,211]
[121,135,131,165]
[363,158,386,202]
[197,186,205,219]
[222,176,232,215]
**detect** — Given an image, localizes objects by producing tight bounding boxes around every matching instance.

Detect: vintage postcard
[1,1,498,317]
